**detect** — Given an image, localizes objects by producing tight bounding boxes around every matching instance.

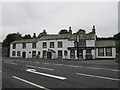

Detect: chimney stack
[69,26,72,34]
[92,25,96,34]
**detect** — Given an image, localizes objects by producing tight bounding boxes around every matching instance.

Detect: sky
[1,1,119,42]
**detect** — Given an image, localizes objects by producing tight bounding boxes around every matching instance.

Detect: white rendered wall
[37,39,74,59]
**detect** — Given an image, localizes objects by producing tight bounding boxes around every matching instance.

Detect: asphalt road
[2,57,120,89]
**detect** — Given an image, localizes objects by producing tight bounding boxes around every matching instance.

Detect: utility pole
[76,33,80,60]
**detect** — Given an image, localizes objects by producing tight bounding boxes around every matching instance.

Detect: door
[47,52,52,59]
[22,52,26,58]
[58,50,62,59]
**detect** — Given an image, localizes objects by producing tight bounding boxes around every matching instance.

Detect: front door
[22,52,26,58]
[47,52,52,59]
[58,50,62,59]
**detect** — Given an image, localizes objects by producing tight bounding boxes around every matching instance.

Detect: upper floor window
[50,42,54,48]
[98,48,104,56]
[43,42,47,48]
[22,43,26,49]
[13,44,16,49]
[32,43,36,48]
[58,42,62,48]
[106,48,112,56]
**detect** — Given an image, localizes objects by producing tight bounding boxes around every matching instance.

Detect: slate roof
[11,38,39,44]
[96,40,116,47]
[39,34,71,40]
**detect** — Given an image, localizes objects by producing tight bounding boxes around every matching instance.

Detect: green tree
[38,30,47,38]
[58,29,69,34]
[114,32,120,40]
[2,32,22,56]
[22,34,31,39]
[3,32,22,47]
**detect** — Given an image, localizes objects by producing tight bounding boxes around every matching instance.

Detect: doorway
[22,52,26,58]
[47,52,52,59]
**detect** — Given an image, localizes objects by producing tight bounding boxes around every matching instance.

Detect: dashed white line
[12,76,49,90]
[54,64,63,66]
[10,63,18,65]
[26,69,66,80]
[77,72,120,81]
[35,62,40,64]
[26,65,54,71]
[44,63,50,65]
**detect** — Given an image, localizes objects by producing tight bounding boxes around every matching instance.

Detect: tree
[2,32,22,57]
[114,32,120,40]
[38,29,47,38]
[22,34,31,39]
[3,32,22,47]
[58,29,69,34]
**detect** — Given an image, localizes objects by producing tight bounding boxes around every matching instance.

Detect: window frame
[13,44,16,49]
[64,50,68,56]
[58,41,62,48]
[50,42,54,48]
[106,47,112,56]
[22,43,26,49]
[17,51,21,56]
[98,48,104,56]
[43,42,47,48]
[12,51,16,56]
[32,43,36,48]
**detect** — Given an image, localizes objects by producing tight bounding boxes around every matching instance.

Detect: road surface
[2,57,119,89]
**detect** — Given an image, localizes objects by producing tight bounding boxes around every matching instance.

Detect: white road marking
[26,65,54,71]
[4,62,17,65]
[77,72,120,81]
[63,64,119,72]
[12,76,49,90]
[44,63,50,65]
[35,62,40,64]
[54,64,63,66]
[10,63,18,65]
[26,69,66,80]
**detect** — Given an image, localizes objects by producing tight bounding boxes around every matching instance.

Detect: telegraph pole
[76,33,79,60]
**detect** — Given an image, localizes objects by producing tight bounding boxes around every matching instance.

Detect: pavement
[2,57,120,89]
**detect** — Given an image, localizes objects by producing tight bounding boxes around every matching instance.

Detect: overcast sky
[1,1,118,41]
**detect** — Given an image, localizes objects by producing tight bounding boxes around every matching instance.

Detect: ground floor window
[70,50,75,58]
[17,51,21,56]
[106,48,112,56]
[58,50,62,58]
[12,51,16,56]
[43,51,47,58]
[64,50,68,56]
[32,51,36,58]
[98,48,104,56]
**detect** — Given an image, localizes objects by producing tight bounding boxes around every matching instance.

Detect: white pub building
[10,26,116,60]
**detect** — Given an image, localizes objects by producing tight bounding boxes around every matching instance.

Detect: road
[2,57,119,89]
